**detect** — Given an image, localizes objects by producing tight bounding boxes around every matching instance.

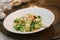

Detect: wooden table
[0,25,55,40]
[0,0,60,40]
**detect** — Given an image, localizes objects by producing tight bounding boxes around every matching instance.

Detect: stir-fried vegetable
[13,14,43,32]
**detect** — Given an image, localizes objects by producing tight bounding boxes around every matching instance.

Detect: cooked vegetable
[14,18,19,23]
[13,14,43,32]
[38,16,41,18]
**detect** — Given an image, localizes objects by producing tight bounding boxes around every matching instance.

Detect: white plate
[3,8,55,34]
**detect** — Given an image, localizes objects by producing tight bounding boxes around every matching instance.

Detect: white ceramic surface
[3,8,55,34]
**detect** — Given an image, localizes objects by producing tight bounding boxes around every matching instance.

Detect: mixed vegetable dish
[13,14,43,32]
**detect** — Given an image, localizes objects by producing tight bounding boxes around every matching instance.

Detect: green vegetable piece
[14,23,22,31]
[30,21,36,31]
[14,18,19,23]
[38,16,41,18]
[19,27,24,32]
[18,23,25,32]
[30,25,33,31]
[14,26,20,31]
[34,24,40,29]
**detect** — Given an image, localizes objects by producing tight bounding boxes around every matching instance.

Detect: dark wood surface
[0,0,60,40]
[0,25,55,40]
